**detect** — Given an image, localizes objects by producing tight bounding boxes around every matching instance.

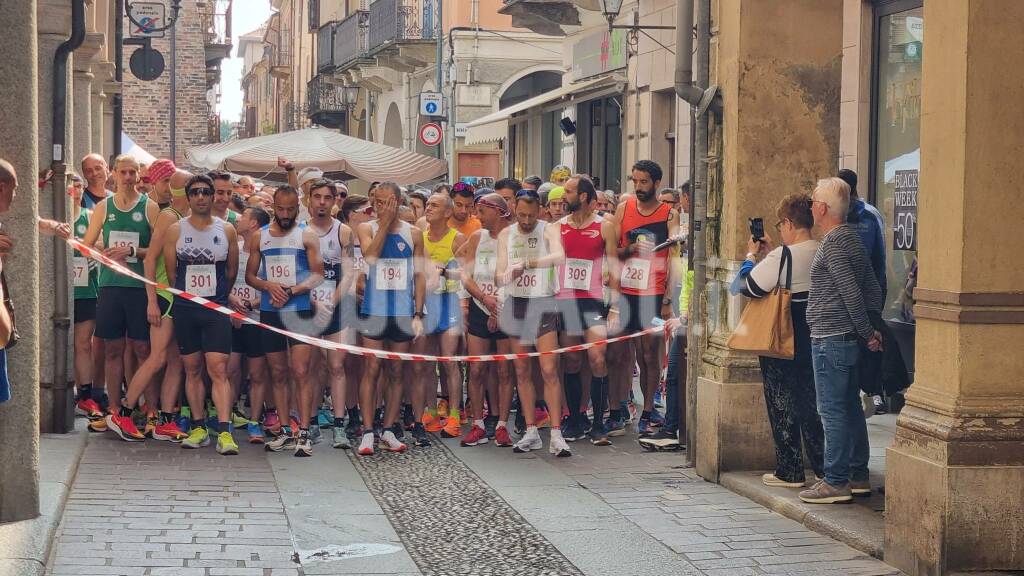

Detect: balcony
[368,0,435,53]
[200,1,233,66]
[306,74,348,130]
[267,44,291,79]
[324,10,370,74]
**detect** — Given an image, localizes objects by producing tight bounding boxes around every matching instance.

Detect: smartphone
[749,218,765,242]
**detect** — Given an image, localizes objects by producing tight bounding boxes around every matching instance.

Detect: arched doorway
[500,71,563,181]
[382,102,403,149]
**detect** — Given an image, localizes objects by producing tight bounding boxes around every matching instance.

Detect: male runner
[356,182,425,456]
[80,153,112,209]
[81,155,158,425]
[162,174,240,454]
[460,193,514,447]
[413,193,465,444]
[495,189,571,457]
[556,175,618,445]
[104,162,190,442]
[227,206,272,443]
[305,179,354,449]
[449,183,481,236]
[70,186,102,421]
[210,170,241,225]
[246,185,324,457]
[608,160,679,436]
[339,195,372,439]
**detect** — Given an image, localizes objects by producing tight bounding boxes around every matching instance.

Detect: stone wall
[122,4,210,164]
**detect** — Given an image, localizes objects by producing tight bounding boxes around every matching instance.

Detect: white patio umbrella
[121,132,156,164]
[185,126,449,185]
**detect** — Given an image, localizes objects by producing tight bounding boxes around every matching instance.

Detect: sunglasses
[187,187,214,197]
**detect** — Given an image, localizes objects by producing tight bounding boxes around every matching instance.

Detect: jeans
[811,335,870,487]
[663,331,686,434]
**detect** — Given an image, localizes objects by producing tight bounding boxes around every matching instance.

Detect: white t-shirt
[748,240,819,299]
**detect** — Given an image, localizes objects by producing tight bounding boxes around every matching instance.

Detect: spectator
[728,194,825,487]
[658,187,680,209]
[799,177,883,505]
[596,190,616,214]
[408,190,429,220]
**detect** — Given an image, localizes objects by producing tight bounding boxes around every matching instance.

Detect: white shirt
[749,239,819,299]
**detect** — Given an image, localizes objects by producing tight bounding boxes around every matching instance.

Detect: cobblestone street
[44,427,901,576]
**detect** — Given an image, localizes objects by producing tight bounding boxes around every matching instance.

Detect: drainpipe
[113,0,124,155]
[51,0,87,434]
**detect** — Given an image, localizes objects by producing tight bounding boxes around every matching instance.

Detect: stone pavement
[45,425,903,576]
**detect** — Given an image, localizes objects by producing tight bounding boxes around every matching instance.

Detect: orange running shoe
[441,415,462,438]
[107,413,145,442]
[423,411,443,433]
[75,398,103,419]
[152,420,188,442]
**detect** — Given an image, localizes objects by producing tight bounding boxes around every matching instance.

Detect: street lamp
[600,0,675,40]
[601,0,625,29]
[342,85,360,108]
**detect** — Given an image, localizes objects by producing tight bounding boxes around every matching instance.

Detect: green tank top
[155,206,184,303]
[72,210,98,300]
[99,195,152,288]
[226,209,239,225]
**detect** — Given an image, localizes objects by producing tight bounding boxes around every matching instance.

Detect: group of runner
[69,152,686,459]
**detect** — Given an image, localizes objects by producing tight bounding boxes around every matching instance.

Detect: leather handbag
[0,270,19,349]
[727,246,795,359]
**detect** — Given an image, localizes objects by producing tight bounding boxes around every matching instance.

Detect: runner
[305,179,354,449]
[209,170,241,225]
[246,185,324,457]
[556,175,618,446]
[79,153,112,210]
[227,206,272,443]
[448,182,481,236]
[80,155,158,428]
[495,189,571,457]
[355,182,425,456]
[608,160,679,437]
[69,185,103,422]
[161,174,240,455]
[411,194,466,445]
[104,161,189,442]
[338,195,372,440]
[460,192,515,448]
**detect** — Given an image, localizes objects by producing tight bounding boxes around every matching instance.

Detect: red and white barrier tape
[70,238,665,362]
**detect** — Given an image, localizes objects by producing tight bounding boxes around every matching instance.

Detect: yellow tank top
[423,227,458,293]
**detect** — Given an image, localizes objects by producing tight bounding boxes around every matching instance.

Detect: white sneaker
[380,430,407,453]
[762,473,805,488]
[549,433,572,457]
[513,432,543,453]
[357,432,375,456]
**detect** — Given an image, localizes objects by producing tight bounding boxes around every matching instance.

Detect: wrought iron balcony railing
[368,0,435,53]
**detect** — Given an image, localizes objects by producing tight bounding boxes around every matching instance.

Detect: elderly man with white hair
[799,176,884,505]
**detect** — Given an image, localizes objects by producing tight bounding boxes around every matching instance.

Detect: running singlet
[506,221,557,298]
[312,220,343,306]
[258,224,312,312]
[81,188,112,210]
[225,210,239,226]
[174,218,230,307]
[99,195,151,288]
[618,196,672,296]
[558,215,605,300]
[361,221,414,317]
[423,228,460,294]
[72,209,98,300]
[471,230,501,310]
[155,206,184,304]
[231,239,260,317]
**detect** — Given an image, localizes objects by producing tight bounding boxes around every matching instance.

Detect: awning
[464,75,621,145]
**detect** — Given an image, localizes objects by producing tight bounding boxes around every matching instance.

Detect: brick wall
[122,4,210,165]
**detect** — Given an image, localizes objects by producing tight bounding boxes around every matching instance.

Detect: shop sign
[571,28,627,81]
[893,169,918,251]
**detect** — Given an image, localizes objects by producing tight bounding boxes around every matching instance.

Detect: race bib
[353,246,365,272]
[375,258,407,290]
[231,281,258,307]
[311,279,336,304]
[108,230,140,263]
[478,280,498,299]
[510,268,545,297]
[186,264,217,297]
[563,258,593,291]
[265,255,296,287]
[621,258,651,290]
[73,256,90,287]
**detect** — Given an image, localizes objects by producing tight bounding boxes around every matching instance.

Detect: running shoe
[247,422,265,444]
[357,432,375,456]
[411,423,431,447]
[216,431,239,455]
[589,422,611,446]
[873,395,888,415]
[182,427,210,449]
[317,407,333,428]
[402,404,416,431]
[390,423,406,441]
[265,433,296,452]
[484,416,498,439]
[561,419,585,443]
[231,410,250,428]
[106,413,145,442]
[295,430,313,457]
[379,430,407,453]
[534,407,551,429]
[143,411,159,438]
[549,434,572,457]
[512,432,543,453]
[441,416,461,438]
[624,399,638,423]
[494,426,513,447]
[309,424,323,445]
[88,415,108,432]
[75,398,103,419]
[206,414,219,436]
[345,418,362,441]
[650,411,666,428]
[152,420,188,443]
[637,416,653,437]
[605,417,626,437]
[332,426,351,449]
[289,417,302,435]
[639,428,682,450]
[577,413,592,435]
[460,425,488,447]
[263,411,282,433]
[423,411,443,433]
[175,414,190,435]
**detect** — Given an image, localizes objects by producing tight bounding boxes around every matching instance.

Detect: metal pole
[114,0,124,156]
[685,0,710,468]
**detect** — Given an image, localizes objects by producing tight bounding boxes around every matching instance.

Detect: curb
[0,420,89,576]
[719,471,885,560]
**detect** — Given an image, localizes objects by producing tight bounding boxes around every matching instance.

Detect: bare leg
[181,352,207,423]
[73,320,95,390]
[103,337,126,409]
[206,352,233,429]
[511,340,536,427]
[639,333,664,412]
[325,330,348,420]
[160,344,184,414]
[466,334,490,421]
[382,340,412,427]
[265,351,291,431]
[359,339,385,429]
[535,331,562,428]
[495,339,515,422]
[124,320,173,409]
[245,357,269,423]
[289,344,315,428]
[440,329,461,416]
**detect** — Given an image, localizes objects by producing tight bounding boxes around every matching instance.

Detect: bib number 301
[186,264,217,297]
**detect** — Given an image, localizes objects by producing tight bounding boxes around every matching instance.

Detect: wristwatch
[413,311,425,319]
[661,297,673,307]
